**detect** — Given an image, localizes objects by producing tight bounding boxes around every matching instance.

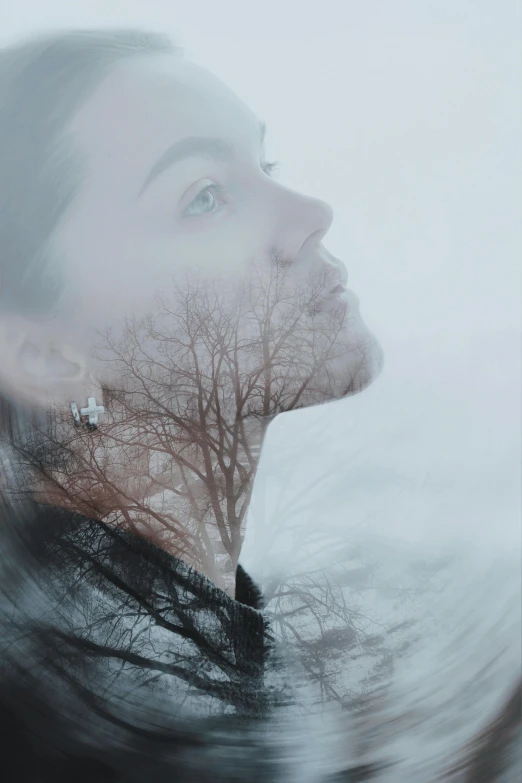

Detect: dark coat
[2,499,516,781]
[0,499,296,782]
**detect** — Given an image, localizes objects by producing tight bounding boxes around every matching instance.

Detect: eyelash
[183,160,280,218]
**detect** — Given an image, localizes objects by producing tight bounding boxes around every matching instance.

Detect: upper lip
[310,261,349,314]
[303,242,349,302]
[326,256,348,295]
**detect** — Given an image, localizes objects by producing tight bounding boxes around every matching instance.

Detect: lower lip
[341,287,359,305]
[311,287,361,316]
[330,287,360,309]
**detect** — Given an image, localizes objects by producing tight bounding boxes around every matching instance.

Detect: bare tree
[8,259,505,779]
[4,256,375,592]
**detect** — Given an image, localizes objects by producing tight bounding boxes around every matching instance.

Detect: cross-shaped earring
[71,397,105,430]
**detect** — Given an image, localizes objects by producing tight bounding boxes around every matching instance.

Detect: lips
[329,284,347,297]
[313,284,360,315]
[305,251,355,314]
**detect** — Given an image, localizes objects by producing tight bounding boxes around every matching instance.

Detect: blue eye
[183,184,226,217]
[183,161,280,218]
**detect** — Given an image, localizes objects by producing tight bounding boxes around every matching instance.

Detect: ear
[0,311,95,409]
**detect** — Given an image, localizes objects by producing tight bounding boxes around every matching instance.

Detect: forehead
[66,54,260,189]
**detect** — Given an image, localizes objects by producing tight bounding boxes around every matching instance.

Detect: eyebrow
[138,120,267,197]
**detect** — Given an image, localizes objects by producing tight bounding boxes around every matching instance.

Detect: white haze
[1,1,520,779]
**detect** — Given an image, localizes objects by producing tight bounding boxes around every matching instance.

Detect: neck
[21,411,273,598]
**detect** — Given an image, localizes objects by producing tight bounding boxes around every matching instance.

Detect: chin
[243,304,384,418]
[309,316,384,406]
[344,327,384,396]
[270,328,384,417]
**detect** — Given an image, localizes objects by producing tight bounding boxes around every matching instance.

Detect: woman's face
[49,53,382,410]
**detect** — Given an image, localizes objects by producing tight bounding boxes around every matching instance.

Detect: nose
[273,187,334,258]
[270,184,349,288]
[289,199,347,288]
[296,199,334,256]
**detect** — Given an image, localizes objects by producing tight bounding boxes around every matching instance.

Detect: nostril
[312,227,329,245]
[329,258,349,288]
[296,229,326,259]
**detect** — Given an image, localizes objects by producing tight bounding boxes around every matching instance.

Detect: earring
[71,401,82,427]
[71,397,105,430]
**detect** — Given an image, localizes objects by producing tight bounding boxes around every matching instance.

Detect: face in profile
[0,44,385,576]
[46,53,383,418]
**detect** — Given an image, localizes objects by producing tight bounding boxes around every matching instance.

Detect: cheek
[58,195,274,325]
[57,210,176,322]
[163,215,271,283]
